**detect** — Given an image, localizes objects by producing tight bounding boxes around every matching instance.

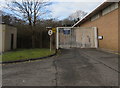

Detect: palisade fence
[17,30,56,49]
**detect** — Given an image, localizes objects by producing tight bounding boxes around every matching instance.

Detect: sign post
[48,30,53,51]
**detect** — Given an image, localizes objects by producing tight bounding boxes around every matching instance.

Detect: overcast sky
[0,0,105,20]
[49,2,103,20]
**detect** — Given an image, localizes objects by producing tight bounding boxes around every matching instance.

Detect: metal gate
[56,27,98,49]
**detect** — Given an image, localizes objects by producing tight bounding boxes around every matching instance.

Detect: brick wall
[79,9,118,52]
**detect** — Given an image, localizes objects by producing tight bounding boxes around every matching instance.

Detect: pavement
[2,48,119,86]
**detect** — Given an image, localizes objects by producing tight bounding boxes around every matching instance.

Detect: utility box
[0,24,17,52]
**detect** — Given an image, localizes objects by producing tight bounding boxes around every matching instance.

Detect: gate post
[56,27,59,50]
[93,27,98,48]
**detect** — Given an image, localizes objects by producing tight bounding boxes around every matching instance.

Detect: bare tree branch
[5,0,52,48]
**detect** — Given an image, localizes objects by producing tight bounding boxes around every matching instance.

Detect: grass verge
[1,49,55,62]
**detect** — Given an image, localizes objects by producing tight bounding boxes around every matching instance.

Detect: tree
[6,0,52,48]
[62,19,75,27]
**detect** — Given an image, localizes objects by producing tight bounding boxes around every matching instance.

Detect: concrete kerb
[1,53,57,64]
[97,48,120,55]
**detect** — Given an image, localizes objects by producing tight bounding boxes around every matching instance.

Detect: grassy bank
[2,49,55,62]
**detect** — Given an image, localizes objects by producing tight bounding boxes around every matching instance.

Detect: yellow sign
[52,28,56,33]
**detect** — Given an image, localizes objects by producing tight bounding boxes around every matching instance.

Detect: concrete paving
[2,48,119,86]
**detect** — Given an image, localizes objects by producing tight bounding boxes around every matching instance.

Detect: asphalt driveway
[2,48,119,86]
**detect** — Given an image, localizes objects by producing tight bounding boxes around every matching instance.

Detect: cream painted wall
[0,24,17,52]
[0,24,5,53]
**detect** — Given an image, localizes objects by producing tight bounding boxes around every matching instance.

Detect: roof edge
[72,1,107,27]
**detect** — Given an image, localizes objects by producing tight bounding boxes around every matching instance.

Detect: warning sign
[52,28,56,33]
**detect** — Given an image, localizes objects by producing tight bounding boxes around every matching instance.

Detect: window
[91,14,100,21]
[102,3,118,16]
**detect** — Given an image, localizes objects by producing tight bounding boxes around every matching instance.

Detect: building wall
[4,25,17,51]
[79,9,118,52]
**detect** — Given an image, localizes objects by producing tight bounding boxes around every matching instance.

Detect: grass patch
[1,49,55,62]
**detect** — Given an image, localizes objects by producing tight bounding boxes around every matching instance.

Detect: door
[11,34,14,50]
